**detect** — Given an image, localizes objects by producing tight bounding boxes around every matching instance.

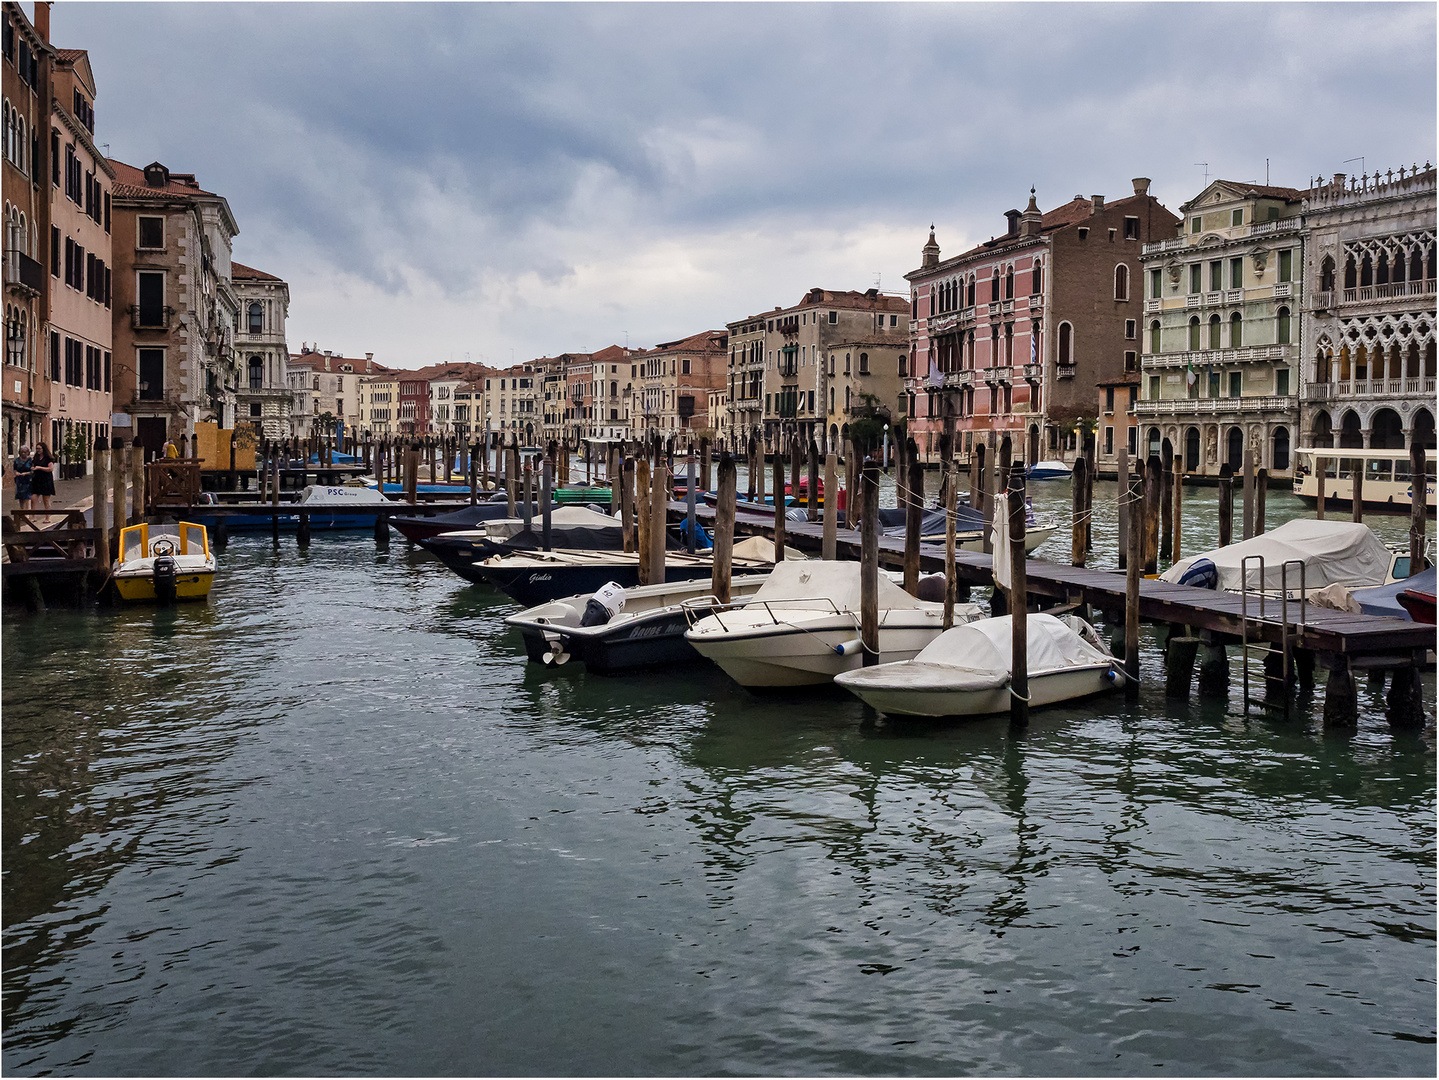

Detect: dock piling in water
[822,451,838,560]
[1218,464,1234,547]
[1160,442,1174,562]
[1072,455,1087,568]
[712,453,736,604]
[807,439,820,523]
[649,452,668,586]
[860,461,880,666]
[1116,448,1129,570]
[1124,466,1142,698]
[904,453,922,596]
[636,456,651,581]
[772,447,786,562]
[1144,454,1162,574]
[944,461,958,629]
[1254,468,1268,535]
[1242,445,1255,540]
[92,438,109,575]
[541,457,553,551]
[1009,466,1029,728]
[1411,445,1427,572]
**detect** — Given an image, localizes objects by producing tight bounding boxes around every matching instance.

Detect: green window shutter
[1278,250,1292,283]
[1230,258,1243,288]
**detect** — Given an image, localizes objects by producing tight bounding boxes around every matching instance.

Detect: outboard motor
[581,581,626,627]
[153,556,178,606]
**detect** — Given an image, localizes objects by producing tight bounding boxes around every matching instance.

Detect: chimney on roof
[35,2,50,43]
[1333,172,1346,187]
[365,352,373,371]
[1004,209,1021,236]
[1132,177,1151,197]
[1090,195,1105,215]
[921,225,940,269]
[1020,188,1042,236]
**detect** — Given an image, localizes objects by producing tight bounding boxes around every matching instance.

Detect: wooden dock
[671,498,1434,729]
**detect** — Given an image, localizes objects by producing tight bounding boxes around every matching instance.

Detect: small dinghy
[834,614,1124,717]
[685,560,983,689]
[112,522,215,604]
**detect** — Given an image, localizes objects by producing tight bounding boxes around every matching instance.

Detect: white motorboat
[684,560,983,689]
[834,614,1125,718]
[505,573,773,673]
[1026,459,1074,481]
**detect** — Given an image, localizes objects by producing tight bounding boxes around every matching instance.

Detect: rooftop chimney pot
[1004,209,1022,235]
[1090,195,1105,214]
[1132,177,1151,196]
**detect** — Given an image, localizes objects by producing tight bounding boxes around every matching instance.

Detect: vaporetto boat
[1292,448,1436,516]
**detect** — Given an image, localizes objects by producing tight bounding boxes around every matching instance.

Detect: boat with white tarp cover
[834,613,1125,717]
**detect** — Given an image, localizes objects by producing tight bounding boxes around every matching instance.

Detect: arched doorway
[1226,427,1244,470]
[1338,410,1363,449]
[1184,426,1200,472]
[1412,408,1436,451]
[1370,408,1404,450]
[1271,426,1290,472]
[1311,409,1333,448]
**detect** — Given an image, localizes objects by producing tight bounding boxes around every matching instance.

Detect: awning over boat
[1351,566,1437,619]
[1160,519,1392,591]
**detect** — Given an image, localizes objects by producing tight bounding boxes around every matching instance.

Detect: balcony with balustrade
[1134,394,1298,418]
[943,369,973,390]
[1143,343,1296,370]
[1304,376,1436,402]
[1340,279,1436,305]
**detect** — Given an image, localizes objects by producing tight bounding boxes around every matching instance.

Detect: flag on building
[1186,358,1197,387]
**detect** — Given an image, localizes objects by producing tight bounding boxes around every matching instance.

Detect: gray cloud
[54,2,1436,361]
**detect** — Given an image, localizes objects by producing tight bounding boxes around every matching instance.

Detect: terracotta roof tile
[54,48,88,62]
[1213,180,1305,201]
[231,261,282,282]
[109,158,220,201]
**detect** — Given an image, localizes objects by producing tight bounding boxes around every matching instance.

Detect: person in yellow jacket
[163,438,180,460]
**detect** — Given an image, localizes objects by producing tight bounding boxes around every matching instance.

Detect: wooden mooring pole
[860,460,880,666]
[1352,455,1364,523]
[1315,454,1326,519]
[649,452,668,586]
[1009,467,1029,728]
[904,453,923,596]
[1254,467,1268,536]
[1171,465,1184,562]
[1071,455,1087,567]
[712,453,736,604]
[92,437,109,576]
[1160,441,1174,562]
[943,461,958,629]
[111,436,127,558]
[621,455,636,553]
[844,440,858,531]
[1411,445,1428,572]
[1242,444,1255,540]
[1124,464,1142,699]
[1116,447,1129,570]
[1144,453,1162,574]
[541,456,553,551]
[636,456,651,581]
[822,450,838,560]
[1218,464,1234,547]
[772,445,786,561]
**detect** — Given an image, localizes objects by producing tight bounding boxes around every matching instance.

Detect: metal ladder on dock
[1239,555,1307,716]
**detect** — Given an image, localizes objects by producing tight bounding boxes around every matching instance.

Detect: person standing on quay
[12,445,33,510]
[29,442,55,511]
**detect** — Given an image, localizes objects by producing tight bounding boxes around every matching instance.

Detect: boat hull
[483,560,716,607]
[690,616,944,688]
[841,664,1121,718]
[113,570,214,602]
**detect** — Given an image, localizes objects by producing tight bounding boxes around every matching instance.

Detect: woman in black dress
[30,441,56,510]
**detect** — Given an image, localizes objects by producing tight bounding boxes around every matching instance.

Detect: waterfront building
[45,40,112,471]
[628,329,727,445]
[1299,166,1436,461]
[287,346,386,438]
[482,361,541,442]
[725,288,907,454]
[110,159,237,458]
[1095,374,1139,475]
[585,344,633,443]
[707,387,727,446]
[231,262,290,440]
[906,181,1179,465]
[820,336,908,450]
[1136,179,1305,477]
[2,0,48,458]
[361,370,397,436]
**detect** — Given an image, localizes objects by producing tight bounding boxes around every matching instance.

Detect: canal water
[3,481,1434,1075]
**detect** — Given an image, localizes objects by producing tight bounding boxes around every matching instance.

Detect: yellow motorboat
[113,522,215,603]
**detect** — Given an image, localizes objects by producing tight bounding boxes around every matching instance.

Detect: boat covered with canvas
[1161,519,1401,593]
[388,497,559,544]
[834,614,1124,718]
[684,560,983,688]
[1025,460,1074,481]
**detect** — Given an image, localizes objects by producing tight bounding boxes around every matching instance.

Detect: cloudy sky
[51,1,1437,371]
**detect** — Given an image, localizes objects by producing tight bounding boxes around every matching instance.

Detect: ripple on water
[3,525,1434,1075]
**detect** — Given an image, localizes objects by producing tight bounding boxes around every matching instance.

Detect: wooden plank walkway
[671,500,1437,658]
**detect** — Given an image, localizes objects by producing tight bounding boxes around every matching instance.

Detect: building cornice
[51,101,116,178]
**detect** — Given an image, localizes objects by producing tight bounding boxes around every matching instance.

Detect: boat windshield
[179,522,209,558]
[121,524,149,564]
